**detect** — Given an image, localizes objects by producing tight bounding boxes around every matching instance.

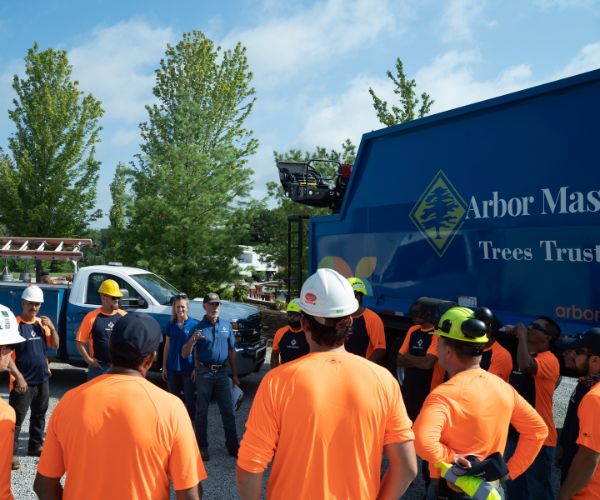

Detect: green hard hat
[348,277,367,295]
[435,307,489,344]
[286,299,302,314]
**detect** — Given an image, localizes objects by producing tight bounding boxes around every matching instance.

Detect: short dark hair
[442,336,484,359]
[109,343,148,370]
[539,316,561,340]
[302,313,352,347]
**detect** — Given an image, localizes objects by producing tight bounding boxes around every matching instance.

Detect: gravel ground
[2,356,576,499]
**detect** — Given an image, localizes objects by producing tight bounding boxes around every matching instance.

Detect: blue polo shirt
[165,317,198,372]
[194,316,235,365]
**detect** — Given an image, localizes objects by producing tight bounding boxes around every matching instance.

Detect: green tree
[122,31,257,296]
[369,57,433,127]
[0,43,103,237]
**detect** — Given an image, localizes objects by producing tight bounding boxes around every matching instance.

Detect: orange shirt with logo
[414,368,548,479]
[238,351,414,499]
[75,308,127,358]
[573,381,600,500]
[37,374,206,499]
[0,399,15,500]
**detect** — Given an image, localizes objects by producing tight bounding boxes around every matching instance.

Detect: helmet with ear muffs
[436,307,489,344]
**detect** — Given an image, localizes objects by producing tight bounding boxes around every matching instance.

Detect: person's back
[38,373,202,499]
[239,351,413,499]
[415,367,547,480]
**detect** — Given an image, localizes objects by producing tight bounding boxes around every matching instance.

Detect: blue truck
[278,68,600,358]
[0,264,266,376]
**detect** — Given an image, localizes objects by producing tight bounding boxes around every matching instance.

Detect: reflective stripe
[473,479,500,500]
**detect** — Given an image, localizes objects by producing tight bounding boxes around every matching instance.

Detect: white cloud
[535,0,600,10]
[296,74,385,150]
[415,50,533,112]
[109,128,141,148]
[222,0,404,86]
[69,20,174,123]
[439,0,488,43]
[553,41,600,78]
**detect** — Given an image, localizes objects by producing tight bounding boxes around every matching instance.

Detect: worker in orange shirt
[236,268,417,499]
[413,307,548,500]
[0,304,26,500]
[270,299,309,368]
[345,277,386,364]
[34,313,206,499]
[505,316,561,500]
[557,328,600,500]
[480,327,513,382]
[76,279,127,380]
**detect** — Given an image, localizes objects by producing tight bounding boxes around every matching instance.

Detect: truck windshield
[130,273,180,305]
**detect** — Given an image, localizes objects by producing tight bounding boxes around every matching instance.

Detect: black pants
[9,380,50,453]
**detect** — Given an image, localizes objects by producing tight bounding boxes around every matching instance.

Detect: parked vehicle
[0,264,266,376]
[279,69,600,362]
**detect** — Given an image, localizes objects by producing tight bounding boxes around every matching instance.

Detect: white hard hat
[0,304,26,345]
[298,268,358,318]
[22,285,44,303]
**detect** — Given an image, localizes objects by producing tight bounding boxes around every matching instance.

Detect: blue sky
[1,0,599,228]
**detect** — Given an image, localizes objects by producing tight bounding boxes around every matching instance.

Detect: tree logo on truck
[410,170,467,257]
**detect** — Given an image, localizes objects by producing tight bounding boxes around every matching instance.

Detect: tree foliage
[119,31,257,296]
[0,43,103,236]
[369,57,433,127]
[238,140,356,287]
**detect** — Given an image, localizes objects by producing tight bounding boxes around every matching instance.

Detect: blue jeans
[505,440,555,500]
[194,366,238,452]
[87,361,111,380]
[167,370,195,420]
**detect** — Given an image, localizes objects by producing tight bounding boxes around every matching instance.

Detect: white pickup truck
[0,264,266,376]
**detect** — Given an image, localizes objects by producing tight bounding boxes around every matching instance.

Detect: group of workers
[0,270,598,499]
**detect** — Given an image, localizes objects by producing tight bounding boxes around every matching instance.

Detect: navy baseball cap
[556,328,600,356]
[110,313,162,356]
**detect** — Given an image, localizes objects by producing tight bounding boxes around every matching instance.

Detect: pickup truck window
[86,273,142,305]
[130,273,179,306]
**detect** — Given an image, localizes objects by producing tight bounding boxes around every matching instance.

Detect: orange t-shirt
[37,374,206,499]
[533,350,560,446]
[0,400,15,500]
[414,368,548,480]
[573,381,600,500]
[363,308,386,358]
[483,342,513,382]
[238,351,414,499]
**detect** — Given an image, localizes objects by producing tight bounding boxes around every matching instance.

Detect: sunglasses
[528,322,548,334]
[174,293,188,300]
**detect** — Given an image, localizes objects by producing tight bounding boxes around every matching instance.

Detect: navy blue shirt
[165,317,198,372]
[15,317,50,385]
[193,316,235,364]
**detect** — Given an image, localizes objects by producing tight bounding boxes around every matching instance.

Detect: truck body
[0,264,266,376]
[306,69,600,341]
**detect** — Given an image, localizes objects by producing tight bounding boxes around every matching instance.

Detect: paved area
[2,356,576,499]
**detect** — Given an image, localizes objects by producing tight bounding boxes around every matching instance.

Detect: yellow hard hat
[286,299,302,314]
[348,277,367,296]
[98,279,123,297]
[435,307,489,344]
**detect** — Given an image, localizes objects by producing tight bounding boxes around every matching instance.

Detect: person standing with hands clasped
[8,286,59,470]
[182,292,240,462]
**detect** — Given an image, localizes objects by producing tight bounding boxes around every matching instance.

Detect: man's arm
[175,483,202,500]
[515,324,537,375]
[557,445,600,500]
[401,353,436,370]
[229,349,240,386]
[8,358,27,394]
[33,473,63,500]
[76,341,99,368]
[378,441,418,499]
[368,348,386,365]
[270,349,280,369]
[236,466,263,500]
[162,337,171,382]
[40,316,59,350]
